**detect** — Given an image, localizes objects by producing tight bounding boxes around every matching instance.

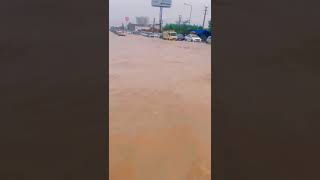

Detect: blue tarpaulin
[191,30,212,40]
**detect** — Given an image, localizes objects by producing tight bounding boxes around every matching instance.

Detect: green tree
[163,24,203,34]
[208,20,213,32]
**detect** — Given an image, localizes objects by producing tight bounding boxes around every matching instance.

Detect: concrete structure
[136,17,149,26]
[127,23,160,32]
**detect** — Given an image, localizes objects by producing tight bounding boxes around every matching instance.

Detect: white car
[185,34,202,42]
[115,30,126,36]
[140,32,149,37]
[206,36,212,44]
[148,33,160,38]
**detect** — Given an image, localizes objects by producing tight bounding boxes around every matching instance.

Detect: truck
[162,31,177,41]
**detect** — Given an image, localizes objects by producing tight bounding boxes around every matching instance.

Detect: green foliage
[163,24,204,34]
[208,20,213,32]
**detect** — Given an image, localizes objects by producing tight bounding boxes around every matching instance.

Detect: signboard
[152,0,172,8]
[125,17,129,22]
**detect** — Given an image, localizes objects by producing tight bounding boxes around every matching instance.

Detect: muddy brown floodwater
[109,32,211,180]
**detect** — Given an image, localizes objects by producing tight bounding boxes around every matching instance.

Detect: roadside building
[127,23,153,32]
[136,17,149,26]
[127,23,136,31]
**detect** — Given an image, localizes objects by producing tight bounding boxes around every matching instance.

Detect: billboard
[152,0,172,8]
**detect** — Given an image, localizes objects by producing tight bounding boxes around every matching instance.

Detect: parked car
[162,31,178,40]
[191,30,212,42]
[155,33,161,38]
[206,36,211,44]
[140,32,146,36]
[148,33,160,38]
[177,34,185,41]
[185,34,202,42]
[115,30,126,36]
[139,31,148,37]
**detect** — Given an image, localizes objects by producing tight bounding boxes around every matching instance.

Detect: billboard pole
[152,0,171,33]
[159,7,163,33]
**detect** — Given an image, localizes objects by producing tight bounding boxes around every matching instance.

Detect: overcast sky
[110,0,211,27]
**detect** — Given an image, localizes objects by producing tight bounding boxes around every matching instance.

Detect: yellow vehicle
[162,31,177,41]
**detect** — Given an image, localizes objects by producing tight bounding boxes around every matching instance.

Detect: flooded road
[109,32,211,180]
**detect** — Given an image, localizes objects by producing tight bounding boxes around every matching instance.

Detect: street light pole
[184,3,192,25]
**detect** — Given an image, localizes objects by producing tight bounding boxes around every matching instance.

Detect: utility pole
[203,6,208,28]
[184,3,192,25]
[153,17,155,33]
[178,15,182,33]
[178,15,182,25]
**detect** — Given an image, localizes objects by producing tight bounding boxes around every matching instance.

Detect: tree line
[163,20,212,34]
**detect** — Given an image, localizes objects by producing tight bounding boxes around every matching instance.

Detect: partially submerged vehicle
[115,30,126,36]
[148,33,160,38]
[140,31,149,37]
[185,34,202,42]
[206,36,212,44]
[162,31,178,41]
[177,34,185,41]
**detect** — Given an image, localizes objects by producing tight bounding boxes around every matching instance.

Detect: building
[127,23,150,31]
[127,23,137,31]
[127,23,160,32]
[136,17,149,26]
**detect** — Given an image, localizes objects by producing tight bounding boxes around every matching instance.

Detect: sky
[109,0,211,28]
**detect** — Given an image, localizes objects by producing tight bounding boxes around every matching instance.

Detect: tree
[208,20,213,32]
[163,24,203,34]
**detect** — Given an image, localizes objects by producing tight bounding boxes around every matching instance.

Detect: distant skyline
[110,0,211,27]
